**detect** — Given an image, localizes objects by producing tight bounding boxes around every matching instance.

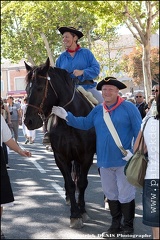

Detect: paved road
[1,127,152,239]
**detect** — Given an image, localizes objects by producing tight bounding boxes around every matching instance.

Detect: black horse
[24,58,96,228]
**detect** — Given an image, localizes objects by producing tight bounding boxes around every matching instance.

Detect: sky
[117,25,159,35]
[117,25,132,35]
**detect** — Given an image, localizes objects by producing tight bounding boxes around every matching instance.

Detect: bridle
[27,71,76,122]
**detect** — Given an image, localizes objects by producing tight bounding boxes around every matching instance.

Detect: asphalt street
[1,126,153,239]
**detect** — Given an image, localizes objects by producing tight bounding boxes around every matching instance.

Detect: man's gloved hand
[52,106,68,120]
[122,150,133,161]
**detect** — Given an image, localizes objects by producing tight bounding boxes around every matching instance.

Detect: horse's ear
[45,57,50,67]
[42,57,50,72]
[24,61,32,72]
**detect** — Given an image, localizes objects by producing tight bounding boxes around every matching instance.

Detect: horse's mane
[25,62,52,84]
[49,67,74,88]
[24,62,94,108]
[25,63,73,88]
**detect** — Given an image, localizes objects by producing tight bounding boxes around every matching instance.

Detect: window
[1,80,4,91]
[15,77,26,90]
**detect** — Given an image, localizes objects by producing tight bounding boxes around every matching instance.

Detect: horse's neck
[65,94,93,116]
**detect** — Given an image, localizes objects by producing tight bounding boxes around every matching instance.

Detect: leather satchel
[124,118,150,188]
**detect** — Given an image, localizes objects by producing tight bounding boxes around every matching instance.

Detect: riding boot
[121,199,135,234]
[102,200,122,236]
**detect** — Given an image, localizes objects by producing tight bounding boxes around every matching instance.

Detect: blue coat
[66,101,142,168]
[56,48,100,90]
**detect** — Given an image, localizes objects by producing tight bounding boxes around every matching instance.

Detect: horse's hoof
[70,218,83,228]
[45,145,50,150]
[49,147,53,152]
[65,198,70,205]
[82,212,90,222]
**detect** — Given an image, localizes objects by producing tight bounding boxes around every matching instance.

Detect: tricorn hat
[97,77,127,90]
[58,26,84,39]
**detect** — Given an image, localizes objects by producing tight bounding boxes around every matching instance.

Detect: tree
[1,1,159,101]
[92,27,123,77]
[87,1,159,101]
[1,1,97,65]
[121,46,159,88]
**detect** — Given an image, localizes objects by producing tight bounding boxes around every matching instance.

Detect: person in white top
[21,97,36,144]
[144,84,159,121]
[1,114,31,239]
[134,94,159,240]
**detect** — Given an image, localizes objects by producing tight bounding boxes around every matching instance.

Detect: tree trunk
[142,42,152,103]
[40,33,55,66]
[87,30,92,50]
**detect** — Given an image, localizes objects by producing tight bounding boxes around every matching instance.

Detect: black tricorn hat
[97,77,127,90]
[58,26,84,39]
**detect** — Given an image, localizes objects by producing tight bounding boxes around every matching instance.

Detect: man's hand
[122,150,133,161]
[73,69,84,77]
[52,106,68,120]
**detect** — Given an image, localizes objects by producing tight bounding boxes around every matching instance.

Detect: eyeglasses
[136,96,142,98]
[152,89,158,92]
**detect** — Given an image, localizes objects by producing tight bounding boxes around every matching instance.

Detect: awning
[7,90,27,98]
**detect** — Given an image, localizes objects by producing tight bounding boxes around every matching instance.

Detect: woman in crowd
[7,96,22,142]
[1,114,32,239]
[134,94,159,239]
[1,98,12,168]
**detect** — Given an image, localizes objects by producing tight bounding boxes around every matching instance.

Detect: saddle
[77,86,98,106]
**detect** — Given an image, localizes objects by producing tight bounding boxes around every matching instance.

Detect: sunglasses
[136,96,142,98]
[152,89,158,92]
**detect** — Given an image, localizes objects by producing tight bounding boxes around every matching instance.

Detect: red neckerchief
[103,96,124,112]
[67,44,81,53]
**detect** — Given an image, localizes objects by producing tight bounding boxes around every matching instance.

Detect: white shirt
[141,117,159,179]
[1,114,12,146]
[21,103,27,122]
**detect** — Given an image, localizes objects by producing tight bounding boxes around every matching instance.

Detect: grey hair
[135,91,144,96]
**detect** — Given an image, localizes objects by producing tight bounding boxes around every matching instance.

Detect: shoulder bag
[124,118,150,188]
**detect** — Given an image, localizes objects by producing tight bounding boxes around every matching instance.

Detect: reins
[46,78,77,120]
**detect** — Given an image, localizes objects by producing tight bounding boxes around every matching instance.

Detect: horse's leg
[71,161,80,193]
[76,158,93,223]
[77,172,89,223]
[64,187,70,205]
[64,172,85,228]
[65,161,80,205]
[64,162,72,205]
[55,156,83,228]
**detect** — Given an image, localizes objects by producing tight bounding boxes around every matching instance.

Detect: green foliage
[1,1,98,64]
[92,28,123,78]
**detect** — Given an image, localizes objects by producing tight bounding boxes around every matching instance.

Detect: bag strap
[103,106,128,156]
[135,117,150,153]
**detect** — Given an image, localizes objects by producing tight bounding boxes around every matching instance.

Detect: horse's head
[24,57,55,130]
[24,57,93,130]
